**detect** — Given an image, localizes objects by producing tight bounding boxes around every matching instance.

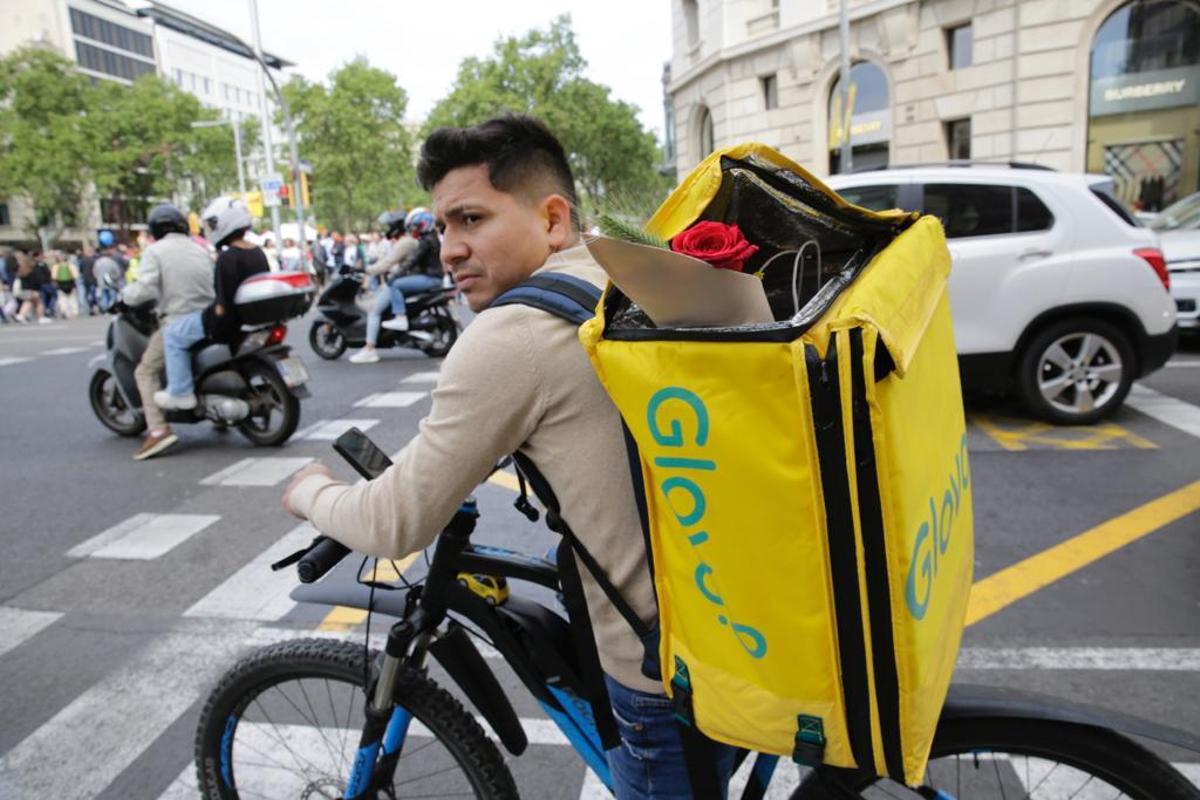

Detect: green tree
[0,46,96,250]
[282,59,414,231]
[88,75,246,231]
[424,16,669,219]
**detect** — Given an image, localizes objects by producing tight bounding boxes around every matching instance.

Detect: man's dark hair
[417,115,580,229]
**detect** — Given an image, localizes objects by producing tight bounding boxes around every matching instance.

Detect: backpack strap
[489,272,602,324]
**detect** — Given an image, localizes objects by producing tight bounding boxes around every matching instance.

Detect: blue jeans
[162,311,207,396]
[604,676,738,799]
[389,274,442,317]
[98,286,119,312]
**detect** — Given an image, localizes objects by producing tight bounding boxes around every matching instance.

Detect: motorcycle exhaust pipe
[203,395,251,423]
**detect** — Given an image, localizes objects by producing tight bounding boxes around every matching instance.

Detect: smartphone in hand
[333,427,393,480]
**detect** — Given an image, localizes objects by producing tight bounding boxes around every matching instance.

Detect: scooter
[88,275,313,446]
[308,267,460,360]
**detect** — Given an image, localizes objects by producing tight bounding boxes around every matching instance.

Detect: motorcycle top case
[579,143,974,785]
[234,271,314,326]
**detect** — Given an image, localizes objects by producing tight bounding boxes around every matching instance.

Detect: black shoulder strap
[489,272,602,324]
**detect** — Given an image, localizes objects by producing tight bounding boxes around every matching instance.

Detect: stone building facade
[665,0,1199,211]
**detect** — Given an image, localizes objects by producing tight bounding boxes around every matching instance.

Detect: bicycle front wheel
[795,717,1200,799]
[195,638,518,799]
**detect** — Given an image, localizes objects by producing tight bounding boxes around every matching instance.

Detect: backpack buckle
[792,714,826,766]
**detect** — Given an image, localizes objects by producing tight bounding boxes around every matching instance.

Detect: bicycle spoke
[296,679,345,773]
[992,753,1008,800]
[1066,773,1097,799]
[324,678,352,778]
[248,697,330,778]
[1025,759,1062,798]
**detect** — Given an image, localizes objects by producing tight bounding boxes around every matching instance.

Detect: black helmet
[148,204,189,240]
[378,210,406,239]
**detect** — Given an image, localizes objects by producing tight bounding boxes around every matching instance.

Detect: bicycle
[195,432,1200,799]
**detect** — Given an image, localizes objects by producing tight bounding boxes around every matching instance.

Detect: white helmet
[201,196,254,247]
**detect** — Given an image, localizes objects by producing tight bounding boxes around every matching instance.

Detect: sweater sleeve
[288,308,546,558]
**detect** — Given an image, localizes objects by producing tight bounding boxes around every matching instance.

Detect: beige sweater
[288,245,661,693]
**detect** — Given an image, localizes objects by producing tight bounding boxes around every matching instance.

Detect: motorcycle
[308,266,460,360]
[88,272,314,446]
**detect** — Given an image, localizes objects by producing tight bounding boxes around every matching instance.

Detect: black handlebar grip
[297,536,351,583]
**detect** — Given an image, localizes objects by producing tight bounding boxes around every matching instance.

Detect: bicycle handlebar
[296,536,351,583]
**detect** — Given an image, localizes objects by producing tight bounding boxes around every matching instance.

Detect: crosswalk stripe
[353,391,427,408]
[199,457,314,486]
[1164,360,1200,368]
[957,647,1200,671]
[296,418,380,441]
[40,346,88,355]
[1127,383,1200,438]
[400,370,441,383]
[0,620,260,799]
[67,513,221,560]
[0,357,33,367]
[184,524,316,621]
[0,608,63,659]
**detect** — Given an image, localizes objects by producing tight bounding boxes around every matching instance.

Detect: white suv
[826,165,1178,424]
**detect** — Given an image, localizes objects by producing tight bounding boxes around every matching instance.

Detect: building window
[947,23,973,70]
[1089,0,1200,210]
[828,61,891,174]
[683,0,700,46]
[0,202,9,227]
[75,41,156,82]
[69,8,154,58]
[203,77,211,94]
[698,106,714,157]
[762,74,779,110]
[946,118,971,160]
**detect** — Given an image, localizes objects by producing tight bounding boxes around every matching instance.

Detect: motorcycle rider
[348,210,422,364]
[123,204,215,461]
[380,208,442,331]
[155,196,268,413]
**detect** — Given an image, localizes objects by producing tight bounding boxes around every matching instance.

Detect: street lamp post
[838,0,853,175]
[190,116,246,195]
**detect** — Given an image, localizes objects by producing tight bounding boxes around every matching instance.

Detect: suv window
[923,183,1013,238]
[1015,187,1054,232]
[837,184,900,212]
[1089,182,1141,227]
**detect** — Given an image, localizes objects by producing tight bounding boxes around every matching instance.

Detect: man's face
[434,164,558,311]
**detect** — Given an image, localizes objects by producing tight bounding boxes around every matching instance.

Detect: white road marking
[956,647,1200,671]
[184,524,316,621]
[578,768,611,798]
[400,370,441,384]
[40,346,88,355]
[1126,383,1200,438]
[199,457,314,486]
[0,620,260,799]
[0,357,33,367]
[296,418,380,441]
[353,391,426,408]
[67,513,220,560]
[1164,359,1200,368]
[730,757,803,799]
[90,339,105,347]
[0,608,63,659]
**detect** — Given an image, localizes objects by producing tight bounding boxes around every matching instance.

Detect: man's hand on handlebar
[282,461,335,519]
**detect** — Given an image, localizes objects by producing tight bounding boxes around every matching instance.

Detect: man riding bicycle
[283,114,738,798]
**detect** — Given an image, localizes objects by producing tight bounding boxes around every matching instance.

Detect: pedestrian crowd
[0,234,143,324]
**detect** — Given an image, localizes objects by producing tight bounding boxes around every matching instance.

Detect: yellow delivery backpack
[579,144,974,785]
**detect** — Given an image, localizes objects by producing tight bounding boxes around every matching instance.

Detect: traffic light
[278,183,291,208]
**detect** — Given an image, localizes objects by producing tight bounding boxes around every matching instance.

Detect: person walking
[78,245,98,315]
[12,251,50,323]
[52,251,79,319]
[93,232,124,311]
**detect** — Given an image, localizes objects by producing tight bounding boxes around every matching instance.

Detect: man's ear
[541,193,576,250]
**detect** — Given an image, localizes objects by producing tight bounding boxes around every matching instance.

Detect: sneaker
[154,389,198,410]
[381,318,409,331]
[349,349,380,364]
[134,429,178,461]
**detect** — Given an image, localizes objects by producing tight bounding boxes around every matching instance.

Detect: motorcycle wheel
[309,320,347,360]
[236,361,300,447]
[89,369,147,437]
[417,308,459,359]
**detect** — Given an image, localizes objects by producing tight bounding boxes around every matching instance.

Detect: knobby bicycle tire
[793,716,1200,799]
[195,637,519,799]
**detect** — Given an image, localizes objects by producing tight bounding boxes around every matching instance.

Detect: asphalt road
[0,309,1197,798]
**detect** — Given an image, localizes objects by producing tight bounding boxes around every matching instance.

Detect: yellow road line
[970,413,1157,451]
[966,479,1200,626]
[317,551,421,631]
[488,470,522,492]
[970,414,1028,451]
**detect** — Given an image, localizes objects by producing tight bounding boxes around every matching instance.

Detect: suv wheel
[1016,318,1135,425]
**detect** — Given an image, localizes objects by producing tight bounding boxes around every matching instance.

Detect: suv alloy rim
[1037,332,1124,415]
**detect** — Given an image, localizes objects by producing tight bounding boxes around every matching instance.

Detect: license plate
[276,356,309,387]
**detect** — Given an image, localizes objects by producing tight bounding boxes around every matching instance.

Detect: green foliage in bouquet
[596,213,670,251]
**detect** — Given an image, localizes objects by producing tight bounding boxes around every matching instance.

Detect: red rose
[670,221,760,272]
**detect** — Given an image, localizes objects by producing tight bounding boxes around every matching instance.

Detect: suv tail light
[1134,247,1169,291]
